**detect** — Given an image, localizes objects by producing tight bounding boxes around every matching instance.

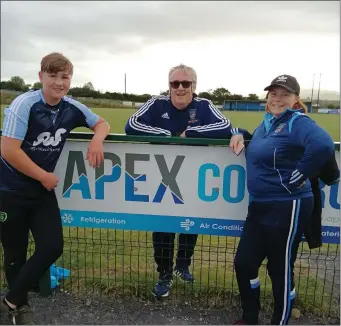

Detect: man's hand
[87,138,104,168]
[229,134,244,153]
[180,131,187,138]
[40,172,59,191]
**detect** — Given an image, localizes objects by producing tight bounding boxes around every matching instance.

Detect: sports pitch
[1,106,339,141]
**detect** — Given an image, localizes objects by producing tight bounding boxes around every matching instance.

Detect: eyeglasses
[169,80,192,89]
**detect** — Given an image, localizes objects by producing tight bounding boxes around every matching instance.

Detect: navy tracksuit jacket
[125,95,238,138]
[234,109,335,325]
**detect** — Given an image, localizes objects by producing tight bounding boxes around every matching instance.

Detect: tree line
[0,76,261,104]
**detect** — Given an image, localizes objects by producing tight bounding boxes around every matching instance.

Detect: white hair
[168,64,197,92]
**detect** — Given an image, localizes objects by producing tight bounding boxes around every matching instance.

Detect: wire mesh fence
[0,227,339,319]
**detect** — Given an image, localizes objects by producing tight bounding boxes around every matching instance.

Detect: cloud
[1,1,339,64]
[1,1,339,94]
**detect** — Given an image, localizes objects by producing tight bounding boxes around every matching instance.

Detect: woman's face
[267,86,298,117]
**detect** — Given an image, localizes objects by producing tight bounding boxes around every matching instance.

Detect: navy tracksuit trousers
[234,197,313,325]
[152,232,198,277]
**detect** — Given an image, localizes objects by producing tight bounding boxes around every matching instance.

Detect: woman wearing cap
[229,75,335,325]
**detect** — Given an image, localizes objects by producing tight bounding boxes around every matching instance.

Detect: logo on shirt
[0,211,7,222]
[33,128,67,147]
[161,112,170,119]
[276,75,287,83]
[188,108,198,124]
[275,123,286,134]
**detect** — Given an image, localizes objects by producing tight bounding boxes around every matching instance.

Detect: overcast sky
[1,1,340,96]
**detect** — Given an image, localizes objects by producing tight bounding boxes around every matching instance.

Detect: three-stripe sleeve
[2,91,39,140]
[125,97,171,136]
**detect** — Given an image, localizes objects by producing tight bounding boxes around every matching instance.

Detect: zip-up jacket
[125,95,239,138]
[241,109,335,201]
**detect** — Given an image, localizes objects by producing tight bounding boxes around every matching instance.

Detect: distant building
[223,100,312,113]
[318,108,340,114]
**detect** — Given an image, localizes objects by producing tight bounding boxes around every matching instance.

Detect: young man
[125,64,240,298]
[0,52,110,324]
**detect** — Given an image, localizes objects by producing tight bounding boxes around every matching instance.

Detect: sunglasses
[169,80,192,89]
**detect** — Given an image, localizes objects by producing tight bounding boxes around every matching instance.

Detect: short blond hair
[168,64,197,91]
[41,52,73,75]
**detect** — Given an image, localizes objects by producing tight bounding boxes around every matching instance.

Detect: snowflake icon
[62,213,74,224]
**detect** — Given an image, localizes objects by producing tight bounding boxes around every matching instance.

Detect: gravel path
[1,291,336,325]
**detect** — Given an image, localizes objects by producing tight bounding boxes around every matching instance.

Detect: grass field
[1,105,340,141]
[0,104,340,317]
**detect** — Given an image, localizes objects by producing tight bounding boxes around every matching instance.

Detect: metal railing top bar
[0,130,340,149]
[68,132,233,146]
[69,132,341,150]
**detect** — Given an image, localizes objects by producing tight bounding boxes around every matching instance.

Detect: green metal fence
[0,133,340,320]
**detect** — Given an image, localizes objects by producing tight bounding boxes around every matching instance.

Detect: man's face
[169,70,194,110]
[39,70,72,104]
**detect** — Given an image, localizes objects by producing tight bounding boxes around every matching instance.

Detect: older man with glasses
[125,64,240,298]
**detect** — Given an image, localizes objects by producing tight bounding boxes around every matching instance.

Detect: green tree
[140,94,152,102]
[229,94,244,100]
[247,93,259,100]
[327,103,335,109]
[211,87,231,104]
[0,81,9,89]
[198,91,213,100]
[8,76,29,92]
[32,82,43,89]
[83,82,95,91]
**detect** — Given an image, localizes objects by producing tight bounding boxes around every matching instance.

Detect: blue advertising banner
[54,140,340,244]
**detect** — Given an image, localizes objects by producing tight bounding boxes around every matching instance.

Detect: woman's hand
[229,134,245,154]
